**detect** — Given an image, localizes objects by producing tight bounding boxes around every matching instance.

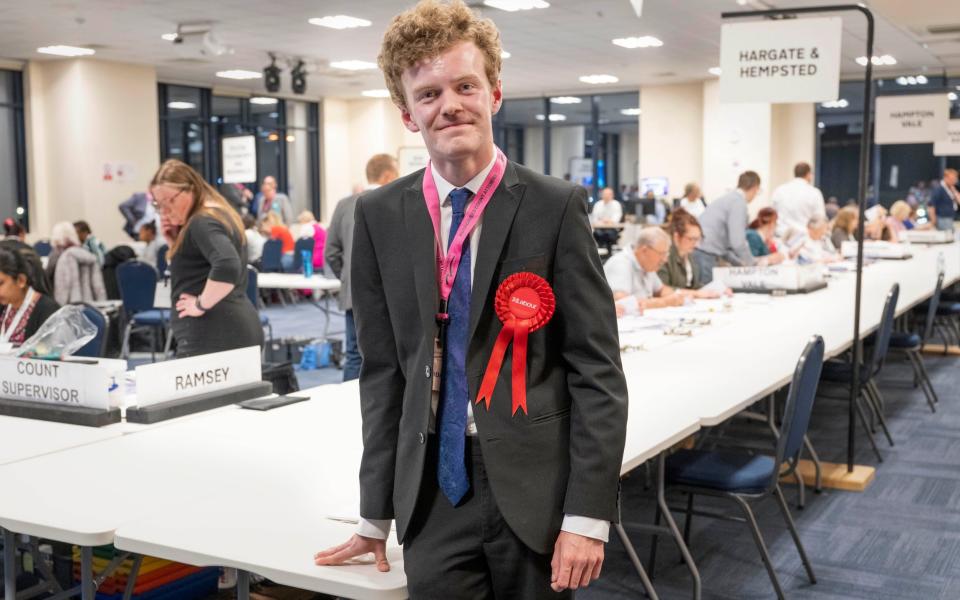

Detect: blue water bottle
[302,250,313,277]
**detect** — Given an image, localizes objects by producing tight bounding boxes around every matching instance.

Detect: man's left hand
[550,531,604,592]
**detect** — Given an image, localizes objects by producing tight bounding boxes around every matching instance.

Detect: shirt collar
[431,149,498,205]
[365,183,381,191]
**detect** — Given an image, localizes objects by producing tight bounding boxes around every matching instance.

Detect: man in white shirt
[604,227,684,315]
[771,162,826,238]
[590,186,623,255]
[797,215,837,263]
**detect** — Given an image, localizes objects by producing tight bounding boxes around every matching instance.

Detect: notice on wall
[135,346,261,407]
[398,146,430,176]
[0,357,113,410]
[875,94,950,145]
[719,17,842,103]
[222,135,257,183]
[934,119,960,156]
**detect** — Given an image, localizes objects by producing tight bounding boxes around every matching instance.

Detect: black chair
[33,240,52,257]
[73,305,108,358]
[155,244,169,279]
[819,284,899,462]
[245,266,272,342]
[260,239,283,273]
[873,273,943,412]
[291,237,315,273]
[660,336,824,600]
[116,261,170,361]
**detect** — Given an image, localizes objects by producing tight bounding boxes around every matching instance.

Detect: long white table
[0,242,956,600]
[256,273,342,337]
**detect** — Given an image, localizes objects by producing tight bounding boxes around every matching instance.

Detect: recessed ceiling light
[535,114,567,122]
[737,0,748,5]
[896,76,908,85]
[579,74,619,84]
[948,92,958,101]
[501,50,511,59]
[37,45,95,57]
[249,97,278,105]
[483,0,550,11]
[879,55,897,65]
[161,33,178,42]
[855,55,896,67]
[330,60,377,71]
[308,15,372,29]
[818,122,825,129]
[620,108,642,116]
[708,67,722,76]
[916,74,928,84]
[612,36,663,49]
[167,101,196,110]
[550,96,582,104]
[820,99,849,108]
[216,69,262,80]
[362,89,391,98]
[907,76,917,85]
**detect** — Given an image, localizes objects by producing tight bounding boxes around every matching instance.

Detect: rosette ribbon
[475,272,555,415]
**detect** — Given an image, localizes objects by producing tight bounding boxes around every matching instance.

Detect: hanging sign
[222,135,257,183]
[934,119,960,156]
[719,17,842,103]
[875,94,950,145]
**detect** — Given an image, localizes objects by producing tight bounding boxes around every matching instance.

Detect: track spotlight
[263,54,281,93]
[291,60,307,94]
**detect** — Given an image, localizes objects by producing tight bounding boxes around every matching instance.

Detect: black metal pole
[722,5,875,472]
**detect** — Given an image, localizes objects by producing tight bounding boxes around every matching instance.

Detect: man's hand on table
[314,534,390,572]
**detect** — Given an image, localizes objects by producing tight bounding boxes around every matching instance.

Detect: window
[494,92,640,201]
[158,84,321,219]
[0,70,28,229]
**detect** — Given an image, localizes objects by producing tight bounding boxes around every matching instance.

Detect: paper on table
[615,295,641,317]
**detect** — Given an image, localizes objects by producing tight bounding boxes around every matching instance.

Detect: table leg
[3,529,15,600]
[656,453,701,600]
[122,555,143,600]
[80,546,94,600]
[613,523,659,599]
[236,569,250,600]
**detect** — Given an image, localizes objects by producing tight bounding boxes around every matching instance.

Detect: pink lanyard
[423,148,508,305]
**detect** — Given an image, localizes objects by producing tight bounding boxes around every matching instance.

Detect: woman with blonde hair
[831,205,859,249]
[150,159,262,357]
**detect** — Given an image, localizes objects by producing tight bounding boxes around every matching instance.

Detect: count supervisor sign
[720,17,842,103]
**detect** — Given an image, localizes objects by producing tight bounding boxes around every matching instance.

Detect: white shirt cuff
[561,514,610,543]
[357,518,391,540]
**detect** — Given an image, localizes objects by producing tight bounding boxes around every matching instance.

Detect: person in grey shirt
[324,153,399,381]
[692,170,782,284]
[254,176,294,225]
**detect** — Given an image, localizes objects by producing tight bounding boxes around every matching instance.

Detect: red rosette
[476,272,556,415]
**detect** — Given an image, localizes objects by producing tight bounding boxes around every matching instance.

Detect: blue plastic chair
[246,266,272,342]
[820,284,899,461]
[291,237,314,273]
[661,336,825,599]
[156,244,169,279]
[260,239,283,273]
[73,305,108,358]
[33,240,52,257]
[116,260,170,361]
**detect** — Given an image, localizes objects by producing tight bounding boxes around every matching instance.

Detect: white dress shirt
[590,199,623,225]
[359,150,609,543]
[771,177,826,236]
[679,197,706,218]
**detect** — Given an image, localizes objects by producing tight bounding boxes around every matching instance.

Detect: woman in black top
[0,246,60,346]
[149,159,263,358]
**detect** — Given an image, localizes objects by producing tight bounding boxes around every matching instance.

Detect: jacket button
[424,364,431,379]
[418,432,425,444]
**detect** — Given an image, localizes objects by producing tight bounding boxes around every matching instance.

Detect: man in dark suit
[931,168,959,232]
[314,2,627,597]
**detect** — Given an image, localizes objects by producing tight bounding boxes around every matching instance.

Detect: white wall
[320,97,423,222]
[25,59,160,248]
[769,103,816,191]
[550,125,585,178]
[701,79,772,218]
[639,82,703,198]
[524,126,544,173]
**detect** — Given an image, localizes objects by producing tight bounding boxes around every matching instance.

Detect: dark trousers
[593,228,619,255]
[343,309,361,381]
[404,437,571,600]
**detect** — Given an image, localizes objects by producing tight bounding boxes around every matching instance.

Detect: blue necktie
[437,188,472,505]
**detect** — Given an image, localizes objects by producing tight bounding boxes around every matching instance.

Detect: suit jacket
[658,244,701,289]
[324,193,359,311]
[351,161,628,554]
[931,182,958,220]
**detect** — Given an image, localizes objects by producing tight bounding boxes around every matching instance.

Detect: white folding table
[256,273,342,337]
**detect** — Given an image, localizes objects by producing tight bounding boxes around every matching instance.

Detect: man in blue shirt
[931,168,959,232]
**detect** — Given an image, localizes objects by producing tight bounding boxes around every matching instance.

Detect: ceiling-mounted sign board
[933,119,960,156]
[221,135,257,183]
[719,17,842,103]
[875,94,950,144]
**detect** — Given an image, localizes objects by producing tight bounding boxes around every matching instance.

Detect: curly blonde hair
[378,0,502,111]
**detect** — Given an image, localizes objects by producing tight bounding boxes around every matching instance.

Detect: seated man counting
[604,227,684,315]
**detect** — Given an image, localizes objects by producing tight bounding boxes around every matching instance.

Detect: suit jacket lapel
[468,162,524,341]
[402,175,440,336]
